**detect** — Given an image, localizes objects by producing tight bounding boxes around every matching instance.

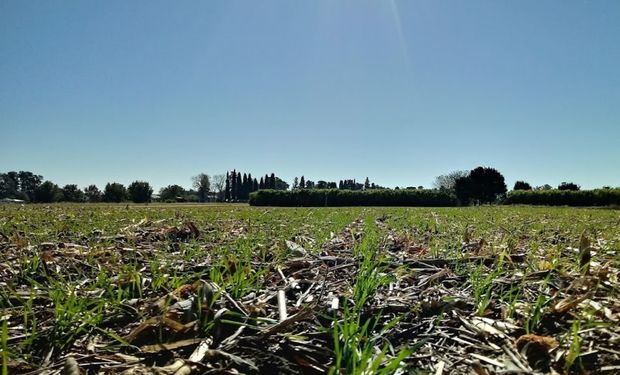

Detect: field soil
[1,205,619,374]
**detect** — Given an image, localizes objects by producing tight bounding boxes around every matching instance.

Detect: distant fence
[249,189,458,207]
[504,189,620,206]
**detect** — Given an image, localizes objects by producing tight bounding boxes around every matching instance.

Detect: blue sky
[1,1,619,191]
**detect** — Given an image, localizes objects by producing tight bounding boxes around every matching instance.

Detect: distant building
[0,198,26,204]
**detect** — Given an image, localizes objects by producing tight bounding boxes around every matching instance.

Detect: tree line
[1,167,616,205]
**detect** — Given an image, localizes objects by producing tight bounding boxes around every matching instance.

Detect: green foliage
[127,181,153,203]
[454,167,507,205]
[61,184,86,202]
[504,188,620,206]
[33,181,62,203]
[159,184,186,202]
[513,180,532,190]
[103,182,127,203]
[558,182,580,191]
[249,188,457,207]
[0,171,42,201]
[84,184,102,202]
[192,173,210,202]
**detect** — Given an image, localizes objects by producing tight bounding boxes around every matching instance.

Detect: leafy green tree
[292,177,299,190]
[62,184,85,202]
[0,173,19,199]
[558,182,580,191]
[160,184,186,202]
[364,177,370,190]
[84,185,102,202]
[316,180,328,189]
[275,177,290,190]
[192,173,211,202]
[128,181,153,203]
[455,167,507,205]
[513,181,532,190]
[18,171,43,201]
[103,182,127,203]
[34,181,62,203]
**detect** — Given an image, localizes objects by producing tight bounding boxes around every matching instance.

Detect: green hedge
[248,189,457,207]
[504,189,620,206]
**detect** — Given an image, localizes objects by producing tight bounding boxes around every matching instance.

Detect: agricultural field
[1,204,619,374]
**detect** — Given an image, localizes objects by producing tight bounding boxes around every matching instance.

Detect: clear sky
[1,1,619,191]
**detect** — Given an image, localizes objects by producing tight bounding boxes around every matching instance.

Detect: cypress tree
[300,176,305,189]
[225,172,230,201]
[259,177,264,189]
[253,178,259,192]
[269,173,276,189]
[231,170,237,201]
[242,173,248,200]
[237,173,242,200]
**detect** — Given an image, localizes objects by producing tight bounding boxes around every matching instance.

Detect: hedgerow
[504,188,620,206]
[248,189,458,207]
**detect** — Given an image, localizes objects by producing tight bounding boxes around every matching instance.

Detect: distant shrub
[513,181,532,191]
[558,182,580,191]
[249,189,457,207]
[504,189,620,206]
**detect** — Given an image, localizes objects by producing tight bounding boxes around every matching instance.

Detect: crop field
[1,204,619,374]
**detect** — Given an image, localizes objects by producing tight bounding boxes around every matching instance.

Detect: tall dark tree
[192,173,211,202]
[454,167,507,205]
[225,172,231,201]
[259,177,265,190]
[253,178,259,192]
[128,181,153,203]
[364,177,370,190]
[62,184,85,202]
[264,174,269,189]
[34,181,62,203]
[0,173,19,199]
[236,173,242,200]
[84,185,102,202]
[231,170,237,201]
[103,182,127,203]
[247,173,253,196]
[242,173,248,200]
[269,173,276,189]
[339,180,344,189]
[513,181,532,191]
[19,171,43,201]
[299,176,306,189]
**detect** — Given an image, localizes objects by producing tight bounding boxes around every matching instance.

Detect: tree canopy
[128,181,153,203]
